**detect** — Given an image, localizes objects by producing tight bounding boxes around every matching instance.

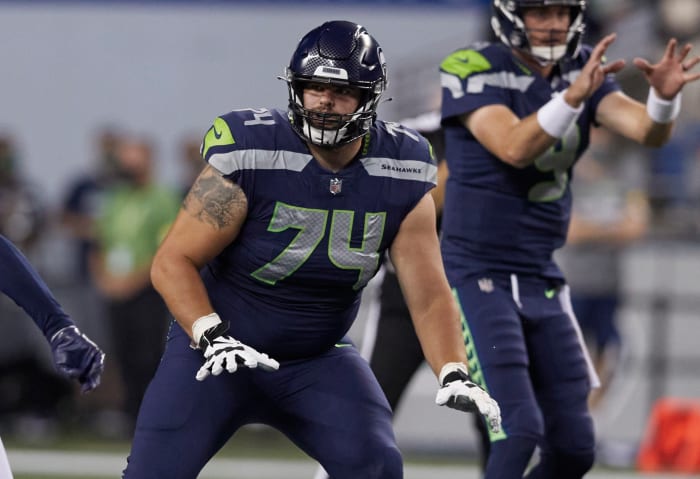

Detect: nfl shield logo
[329,178,342,195]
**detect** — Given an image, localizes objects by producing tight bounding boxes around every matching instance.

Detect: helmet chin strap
[302,119,350,147]
[529,44,567,65]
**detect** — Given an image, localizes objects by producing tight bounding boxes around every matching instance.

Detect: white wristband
[191,313,222,346]
[646,87,681,124]
[438,362,469,386]
[537,89,584,138]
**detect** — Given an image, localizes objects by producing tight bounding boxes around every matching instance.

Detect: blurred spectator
[556,128,650,409]
[0,134,45,253]
[178,135,204,197]
[89,136,180,430]
[58,126,124,435]
[60,126,121,281]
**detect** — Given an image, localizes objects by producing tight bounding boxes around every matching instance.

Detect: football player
[0,234,104,478]
[122,20,500,479]
[438,1,700,478]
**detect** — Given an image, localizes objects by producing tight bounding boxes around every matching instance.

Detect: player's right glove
[49,325,105,393]
[192,313,279,381]
[435,362,502,433]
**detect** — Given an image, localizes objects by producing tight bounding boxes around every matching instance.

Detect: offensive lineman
[122,20,500,478]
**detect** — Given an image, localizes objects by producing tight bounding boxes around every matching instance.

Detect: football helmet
[491,0,586,65]
[284,20,388,147]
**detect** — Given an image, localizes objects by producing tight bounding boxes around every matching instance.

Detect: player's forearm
[150,251,214,339]
[470,112,559,169]
[0,235,74,338]
[413,303,467,378]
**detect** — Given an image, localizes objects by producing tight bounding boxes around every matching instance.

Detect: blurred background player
[0,233,104,478]
[88,136,180,431]
[122,20,500,478]
[438,0,700,477]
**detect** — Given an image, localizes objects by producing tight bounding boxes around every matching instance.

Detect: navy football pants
[453,273,596,479]
[122,323,402,478]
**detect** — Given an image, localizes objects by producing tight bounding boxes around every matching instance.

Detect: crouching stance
[122,20,500,479]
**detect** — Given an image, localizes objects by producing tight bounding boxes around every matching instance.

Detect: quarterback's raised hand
[435,362,502,433]
[633,38,700,100]
[565,33,626,107]
[49,326,105,393]
[193,313,279,381]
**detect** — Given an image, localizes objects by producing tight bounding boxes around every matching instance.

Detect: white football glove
[196,336,279,381]
[435,362,502,433]
[191,313,279,381]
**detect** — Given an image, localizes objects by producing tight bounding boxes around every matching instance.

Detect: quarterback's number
[251,202,386,290]
[528,125,580,202]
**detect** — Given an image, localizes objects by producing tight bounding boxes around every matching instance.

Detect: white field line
[6,449,699,479]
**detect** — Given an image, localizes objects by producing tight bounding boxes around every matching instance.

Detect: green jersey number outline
[251,202,386,290]
[528,124,580,202]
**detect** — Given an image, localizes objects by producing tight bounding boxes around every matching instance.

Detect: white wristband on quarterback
[191,313,222,346]
[646,87,681,124]
[537,89,583,138]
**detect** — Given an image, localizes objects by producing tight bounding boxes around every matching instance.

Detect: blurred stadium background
[2,0,700,477]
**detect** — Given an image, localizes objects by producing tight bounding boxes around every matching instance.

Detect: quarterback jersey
[439,42,620,281]
[199,108,436,360]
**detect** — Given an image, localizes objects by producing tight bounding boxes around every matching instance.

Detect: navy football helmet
[284,20,388,148]
[491,0,586,65]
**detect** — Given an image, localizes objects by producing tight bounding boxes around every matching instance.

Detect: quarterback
[439,0,700,478]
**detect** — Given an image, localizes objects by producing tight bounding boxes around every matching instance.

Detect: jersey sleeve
[201,114,242,182]
[439,45,515,124]
[0,235,74,339]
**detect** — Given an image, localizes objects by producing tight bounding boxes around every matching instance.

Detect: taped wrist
[537,89,583,138]
[646,87,681,124]
[192,313,229,350]
[439,362,470,386]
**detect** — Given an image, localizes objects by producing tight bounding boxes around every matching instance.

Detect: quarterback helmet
[491,0,586,64]
[284,20,388,147]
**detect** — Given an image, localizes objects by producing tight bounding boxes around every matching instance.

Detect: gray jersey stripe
[209,149,313,175]
[441,71,535,98]
[466,71,535,94]
[361,157,437,185]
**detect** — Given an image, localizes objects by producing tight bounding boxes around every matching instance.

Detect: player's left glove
[49,326,105,393]
[435,362,502,433]
[192,313,279,381]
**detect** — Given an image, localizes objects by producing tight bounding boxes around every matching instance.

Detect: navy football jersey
[439,42,620,281]
[199,108,436,360]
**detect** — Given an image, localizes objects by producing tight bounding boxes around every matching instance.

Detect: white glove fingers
[195,366,210,381]
[257,355,280,371]
[435,380,502,433]
[195,336,279,381]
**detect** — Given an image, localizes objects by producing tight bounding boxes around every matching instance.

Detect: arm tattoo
[183,166,247,229]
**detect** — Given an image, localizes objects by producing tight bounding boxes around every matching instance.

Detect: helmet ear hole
[285,20,387,147]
